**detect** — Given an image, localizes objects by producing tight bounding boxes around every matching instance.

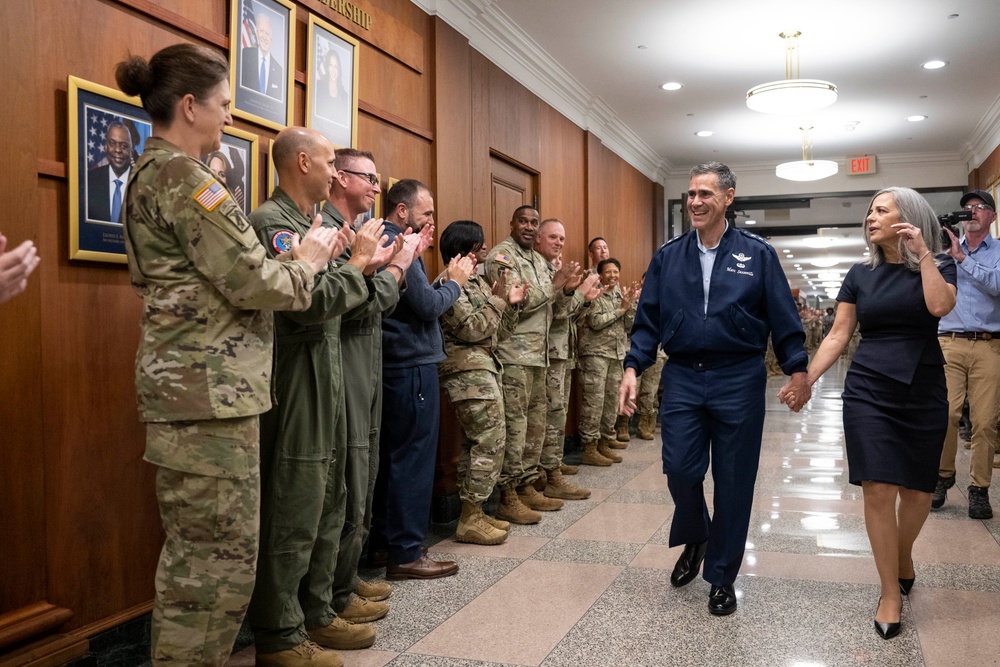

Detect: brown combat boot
[598,438,624,463]
[256,640,343,667]
[496,485,541,524]
[482,512,510,531]
[637,413,656,440]
[615,414,631,443]
[338,595,388,623]
[308,617,375,651]
[518,484,564,511]
[560,463,579,475]
[456,501,508,545]
[543,467,591,500]
[581,441,613,466]
[532,468,547,492]
[355,579,392,602]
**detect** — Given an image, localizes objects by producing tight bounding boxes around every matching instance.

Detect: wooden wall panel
[538,104,587,268]
[432,18,474,235]
[487,66,541,173]
[0,0,46,620]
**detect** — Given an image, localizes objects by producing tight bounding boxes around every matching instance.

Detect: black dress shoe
[898,558,915,595]
[670,540,708,588]
[708,584,737,616]
[874,596,901,639]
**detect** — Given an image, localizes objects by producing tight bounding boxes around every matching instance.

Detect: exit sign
[848,155,877,175]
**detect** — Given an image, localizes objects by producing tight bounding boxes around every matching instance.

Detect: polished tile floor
[231,359,1000,667]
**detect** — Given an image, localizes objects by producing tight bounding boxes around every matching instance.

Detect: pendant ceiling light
[746,31,838,114]
[776,127,838,182]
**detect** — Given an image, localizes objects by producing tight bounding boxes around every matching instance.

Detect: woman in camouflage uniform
[438,221,528,542]
[577,258,638,465]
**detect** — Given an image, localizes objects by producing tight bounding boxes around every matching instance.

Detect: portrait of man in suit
[86,121,133,224]
[240,12,284,101]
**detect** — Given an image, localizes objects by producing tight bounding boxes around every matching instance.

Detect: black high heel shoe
[898,558,915,596]
[874,596,901,640]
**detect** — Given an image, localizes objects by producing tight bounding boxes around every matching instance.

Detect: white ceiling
[415,0,1000,300]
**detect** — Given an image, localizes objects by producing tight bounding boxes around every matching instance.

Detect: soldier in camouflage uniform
[635,348,667,440]
[588,238,632,444]
[577,258,638,465]
[116,45,341,667]
[485,206,581,524]
[247,130,408,667]
[534,219,602,499]
[438,220,526,544]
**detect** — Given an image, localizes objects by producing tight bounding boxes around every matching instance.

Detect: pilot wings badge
[732,252,751,269]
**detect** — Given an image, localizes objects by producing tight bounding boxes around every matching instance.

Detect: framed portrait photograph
[306,14,360,149]
[68,75,152,263]
[230,0,295,131]
[201,126,259,216]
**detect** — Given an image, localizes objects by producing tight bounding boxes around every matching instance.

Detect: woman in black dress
[780,187,956,639]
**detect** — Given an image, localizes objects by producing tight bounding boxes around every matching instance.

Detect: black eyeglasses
[341,169,379,186]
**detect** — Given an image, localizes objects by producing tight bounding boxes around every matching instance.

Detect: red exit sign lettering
[849,155,877,175]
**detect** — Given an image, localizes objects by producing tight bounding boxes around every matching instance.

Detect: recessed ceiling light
[786,254,794,258]
[695,130,714,137]
[744,219,756,225]
[661,82,682,91]
[782,248,791,253]
[922,60,947,70]
[906,115,928,122]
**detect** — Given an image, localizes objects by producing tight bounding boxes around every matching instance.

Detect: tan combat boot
[543,467,591,500]
[456,501,508,545]
[560,463,580,475]
[308,617,376,651]
[637,413,656,440]
[482,512,511,531]
[598,438,624,463]
[532,468,547,492]
[339,595,388,623]
[614,414,631,444]
[355,579,392,602]
[581,440,613,466]
[256,640,343,667]
[496,485,541,524]
[518,484,564,511]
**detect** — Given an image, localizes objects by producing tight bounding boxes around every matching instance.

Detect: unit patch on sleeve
[271,230,295,253]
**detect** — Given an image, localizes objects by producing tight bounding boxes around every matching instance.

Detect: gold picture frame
[230,0,296,131]
[67,75,152,264]
[201,125,261,216]
[306,14,360,150]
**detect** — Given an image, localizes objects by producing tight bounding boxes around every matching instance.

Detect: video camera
[938,210,972,246]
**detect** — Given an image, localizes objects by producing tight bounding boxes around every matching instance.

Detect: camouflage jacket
[546,261,586,363]
[485,236,571,367]
[437,272,519,377]
[123,137,317,422]
[577,287,635,360]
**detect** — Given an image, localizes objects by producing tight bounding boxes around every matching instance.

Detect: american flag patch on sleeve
[494,253,512,266]
[194,180,229,211]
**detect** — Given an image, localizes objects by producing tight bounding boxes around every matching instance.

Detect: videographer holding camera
[933,189,1000,519]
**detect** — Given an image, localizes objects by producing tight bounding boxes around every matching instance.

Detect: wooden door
[489,154,538,248]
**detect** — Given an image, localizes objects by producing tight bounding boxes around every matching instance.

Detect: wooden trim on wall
[359,100,433,142]
[0,603,74,650]
[111,0,228,49]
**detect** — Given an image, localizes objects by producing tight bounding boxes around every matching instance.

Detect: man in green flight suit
[246,128,409,667]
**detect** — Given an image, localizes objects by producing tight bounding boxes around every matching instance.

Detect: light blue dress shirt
[696,222,727,315]
[938,233,1000,333]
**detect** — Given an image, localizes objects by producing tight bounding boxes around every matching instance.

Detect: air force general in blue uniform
[620,162,809,616]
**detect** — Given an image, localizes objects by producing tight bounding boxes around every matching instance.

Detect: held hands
[578,272,603,302]
[0,235,41,305]
[445,253,475,287]
[618,368,638,417]
[292,215,339,273]
[777,372,812,413]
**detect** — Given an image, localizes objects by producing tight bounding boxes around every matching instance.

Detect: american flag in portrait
[85,105,150,170]
[241,1,258,48]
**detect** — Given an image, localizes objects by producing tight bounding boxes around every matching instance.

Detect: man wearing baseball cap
[933,189,1000,519]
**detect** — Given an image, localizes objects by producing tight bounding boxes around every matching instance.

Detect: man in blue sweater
[372,179,474,579]
[619,162,810,616]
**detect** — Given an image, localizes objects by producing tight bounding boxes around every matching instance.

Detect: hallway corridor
[233,359,1000,667]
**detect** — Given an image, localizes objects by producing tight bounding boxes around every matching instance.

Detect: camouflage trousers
[541,358,572,471]
[441,369,506,503]
[499,363,547,488]
[147,417,260,667]
[636,353,666,416]
[577,355,623,443]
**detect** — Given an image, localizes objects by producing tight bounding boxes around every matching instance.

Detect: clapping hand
[446,254,475,287]
[578,272,603,303]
